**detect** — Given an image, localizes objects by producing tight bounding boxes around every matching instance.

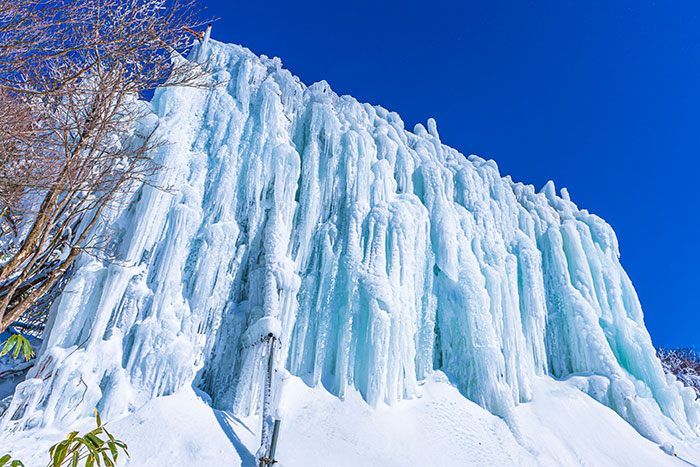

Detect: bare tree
[0,0,208,333]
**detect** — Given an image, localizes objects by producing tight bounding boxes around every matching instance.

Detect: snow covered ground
[3,372,698,466]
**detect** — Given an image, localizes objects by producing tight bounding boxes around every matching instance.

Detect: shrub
[657,347,700,399]
[0,409,128,467]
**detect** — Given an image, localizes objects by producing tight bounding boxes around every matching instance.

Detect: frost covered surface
[1,35,698,450]
[658,348,700,400]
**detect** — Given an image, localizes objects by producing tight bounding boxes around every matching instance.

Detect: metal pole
[259,335,277,467]
[268,419,281,463]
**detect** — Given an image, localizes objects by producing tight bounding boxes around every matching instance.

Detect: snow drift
[1,33,698,449]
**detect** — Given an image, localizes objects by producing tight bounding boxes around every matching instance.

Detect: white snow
[1,35,699,465]
[3,374,698,466]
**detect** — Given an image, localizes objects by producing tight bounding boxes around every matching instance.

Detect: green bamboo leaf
[10,460,25,467]
[21,338,34,361]
[71,451,79,467]
[81,438,100,455]
[0,336,16,357]
[76,439,100,466]
[114,441,128,452]
[85,455,94,467]
[94,409,102,427]
[0,454,11,466]
[86,433,104,448]
[86,427,104,439]
[52,442,69,467]
[106,441,117,460]
[11,340,20,360]
[49,441,63,460]
[56,440,70,465]
[66,443,80,459]
[80,436,95,450]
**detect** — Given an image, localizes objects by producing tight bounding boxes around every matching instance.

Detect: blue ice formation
[1,35,698,444]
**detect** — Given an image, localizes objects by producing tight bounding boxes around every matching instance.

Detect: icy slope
[6,374,697,467]
[1,35,698,449]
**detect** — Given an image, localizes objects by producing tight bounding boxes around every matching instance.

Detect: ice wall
[1,37,698,444]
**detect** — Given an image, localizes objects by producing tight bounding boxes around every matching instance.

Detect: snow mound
[3,375,698,466]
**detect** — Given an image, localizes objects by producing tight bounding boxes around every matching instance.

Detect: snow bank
[3,375,697,466]
[1,36,698,452]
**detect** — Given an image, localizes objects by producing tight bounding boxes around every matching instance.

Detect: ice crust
[1,38,698,444]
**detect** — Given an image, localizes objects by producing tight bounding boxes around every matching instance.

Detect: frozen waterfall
[1,36,698,445]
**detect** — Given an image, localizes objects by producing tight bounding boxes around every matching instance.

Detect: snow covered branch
[657,347,700,399]
[0,0,210,334]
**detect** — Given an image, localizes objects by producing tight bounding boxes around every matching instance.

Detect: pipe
[268,419,281,463]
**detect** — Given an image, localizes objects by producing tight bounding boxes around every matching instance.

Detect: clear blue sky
[197,0,699,349]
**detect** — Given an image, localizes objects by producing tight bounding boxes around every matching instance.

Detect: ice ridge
[1,37,698,445]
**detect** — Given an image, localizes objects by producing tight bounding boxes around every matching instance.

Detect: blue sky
[199,1,699,349]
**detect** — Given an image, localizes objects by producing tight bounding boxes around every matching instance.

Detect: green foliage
[0,454,25,467]
[47,410,129,467]
[0,334,34,361]
[1,410,128,467]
